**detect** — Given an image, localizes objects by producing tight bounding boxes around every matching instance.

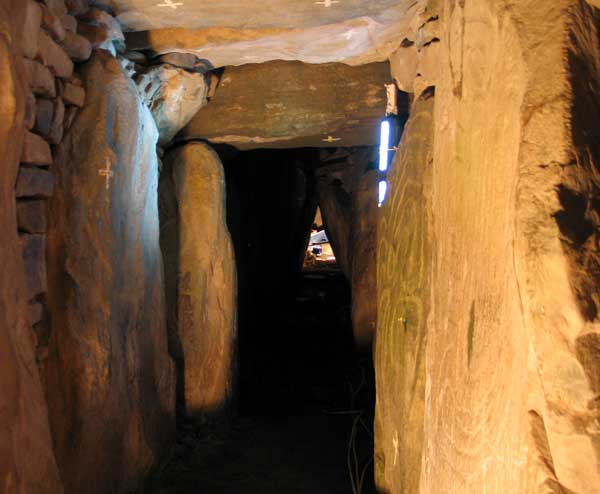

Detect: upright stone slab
[44,51,175,494]
[163,142,237,418]
[315,149,379,348]
[374,92,434,494]
[373,1,600,493]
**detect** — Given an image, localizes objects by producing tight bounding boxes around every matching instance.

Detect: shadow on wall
[219,147,320,412]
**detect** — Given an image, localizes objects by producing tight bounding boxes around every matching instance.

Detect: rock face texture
[374,92,434,494]
[376,1,600,493]
[181,61,393,150]
[43,51,175,494]
[0,2,63,493]
[160,142,237,418]
[136,64,208,146]
[121,0,424,67]
[316,149,378,348]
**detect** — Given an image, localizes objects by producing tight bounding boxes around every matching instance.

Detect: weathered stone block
[21,130,53,166]
[34,98,54,138]
[158,52,197,69]
[136,64,208,145]
[24,92,37,130]
[61,14,77,33]
[63,105,78,129]
[37,30,73,78]
[15,166,55,198]
[181,61,395,149]
[20,234,47,298]
[77,22,109,48]
[17,200,48,233]
[49,97,64,144]
[80,7,124,42]
[61,81,85,106]
[61,31,92,62]
[21,0,42,58]
[65,0,89,16]
[41,3,66,42]
[23,58,56,97]
[43,0,67,17]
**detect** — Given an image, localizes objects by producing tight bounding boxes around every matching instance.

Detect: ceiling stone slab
[119,1,422,67]
[179,60,398,150]
[114,0,412,31]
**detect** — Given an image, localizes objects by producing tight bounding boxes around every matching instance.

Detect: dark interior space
[150,148,376,494]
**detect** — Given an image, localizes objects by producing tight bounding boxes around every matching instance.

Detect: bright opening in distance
[379,120,390,172]
[378,180,387,207]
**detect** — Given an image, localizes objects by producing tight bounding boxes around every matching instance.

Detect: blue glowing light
[378,180,388,207]
[379,120,390,172]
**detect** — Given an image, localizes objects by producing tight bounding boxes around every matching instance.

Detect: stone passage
[161,142,237,419]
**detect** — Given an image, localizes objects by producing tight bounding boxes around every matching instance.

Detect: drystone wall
[0,1,64,492]
[1,0,176,493]
[15,0,117,357]
[376,1,600,493]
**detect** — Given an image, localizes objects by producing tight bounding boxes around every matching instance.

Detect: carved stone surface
[374,93,434,494]
[375,2,600,493]
[43,51,175,494]
[181,61,393,149]
[161,142,237,418]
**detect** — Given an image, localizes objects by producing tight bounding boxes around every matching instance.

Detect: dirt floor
[149,271,375,494]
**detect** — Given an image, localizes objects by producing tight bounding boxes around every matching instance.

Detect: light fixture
[379,120,391,172]
[378,180,387,208]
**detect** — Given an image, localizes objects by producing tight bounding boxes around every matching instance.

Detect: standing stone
[374,92,434,494]
[315,164,353,278]
[43,51,175,494]
[351,168,378,349]
[316,149,379,347]
[162,142,237,418]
